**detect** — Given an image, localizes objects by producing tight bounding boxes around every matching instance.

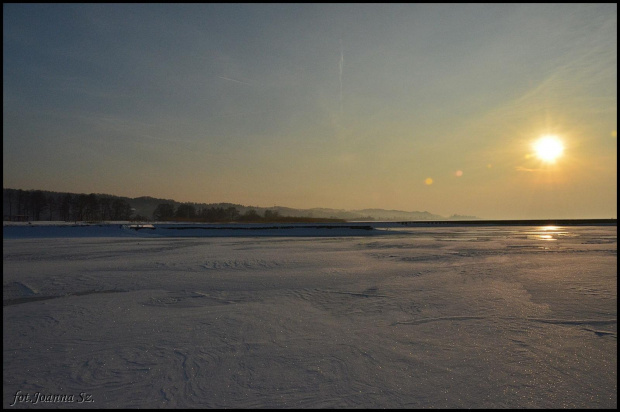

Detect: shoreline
[3,218,617,227]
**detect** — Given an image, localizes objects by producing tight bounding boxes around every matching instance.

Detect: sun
[533,135,564,163]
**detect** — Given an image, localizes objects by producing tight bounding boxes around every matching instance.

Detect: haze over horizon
[3,4,617,220]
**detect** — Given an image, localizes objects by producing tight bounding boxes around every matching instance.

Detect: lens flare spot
[455,170,463,177]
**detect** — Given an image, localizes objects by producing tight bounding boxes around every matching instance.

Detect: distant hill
[115,200,461,222]
[117,199,479,222]
[352,209,444,221]
[447,214,479,220]
[3,188,478,221]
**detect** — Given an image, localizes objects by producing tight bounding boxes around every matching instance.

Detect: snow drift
[3,223,617,408]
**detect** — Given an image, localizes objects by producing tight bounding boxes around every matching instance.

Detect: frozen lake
[3,223,617,408]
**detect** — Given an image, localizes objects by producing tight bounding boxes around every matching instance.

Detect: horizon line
[2,187,617,221]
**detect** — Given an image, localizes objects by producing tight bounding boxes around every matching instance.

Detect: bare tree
[153,203,175,221]
[47,195,55,221]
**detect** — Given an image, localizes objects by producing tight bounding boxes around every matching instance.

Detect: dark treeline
[3,188,137,222]
[3,188,345,223]
[152,203,344,223]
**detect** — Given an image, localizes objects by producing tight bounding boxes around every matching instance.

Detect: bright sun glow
[533,135,564,162]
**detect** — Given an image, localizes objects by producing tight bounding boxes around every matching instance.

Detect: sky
[3,4,617,219]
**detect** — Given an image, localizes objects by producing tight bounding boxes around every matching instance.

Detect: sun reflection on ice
[536,234,555,240]
[540,225,559,231]
[526,226,571,241]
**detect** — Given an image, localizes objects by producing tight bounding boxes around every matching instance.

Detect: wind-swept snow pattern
[3,223,617,408]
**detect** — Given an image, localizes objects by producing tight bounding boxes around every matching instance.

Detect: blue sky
[3,4,617,219]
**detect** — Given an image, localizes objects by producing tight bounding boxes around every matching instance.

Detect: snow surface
[3,223,617,408]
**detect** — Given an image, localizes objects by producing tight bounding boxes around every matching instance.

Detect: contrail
[339,38,344,114]
[218,76,251,86]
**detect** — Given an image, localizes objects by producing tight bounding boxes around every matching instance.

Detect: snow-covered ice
[3,223,617,408]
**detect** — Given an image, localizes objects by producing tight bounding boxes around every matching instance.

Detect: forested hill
[3,188,476,222]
